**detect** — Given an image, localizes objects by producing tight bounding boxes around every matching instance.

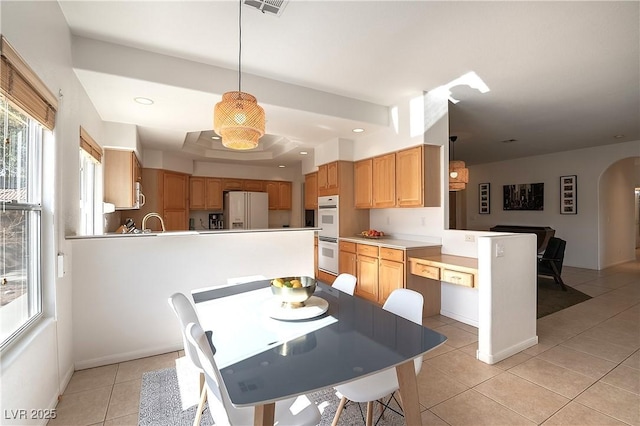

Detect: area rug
[537,277,591,318]
[139,366,405,426]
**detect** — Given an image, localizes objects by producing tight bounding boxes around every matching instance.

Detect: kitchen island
[68,228,317,368]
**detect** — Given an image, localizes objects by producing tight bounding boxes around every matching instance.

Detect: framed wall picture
[479,183,490,214]
[503,183,544,210]
[560,175,577,214]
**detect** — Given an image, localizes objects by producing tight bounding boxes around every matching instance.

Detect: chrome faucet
[142,212,166,233]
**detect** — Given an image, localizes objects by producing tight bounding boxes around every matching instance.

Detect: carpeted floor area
[537,277,591,318]
[138,366,405,426]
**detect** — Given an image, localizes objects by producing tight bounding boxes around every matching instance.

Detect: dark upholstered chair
[537,237,567,291]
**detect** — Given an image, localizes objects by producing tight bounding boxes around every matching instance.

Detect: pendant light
[214,0,265,150]
[449,136,469,191]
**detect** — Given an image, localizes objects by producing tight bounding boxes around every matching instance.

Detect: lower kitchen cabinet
[356,253,379,302]
[338,241,357,276]
[378,258,404,305]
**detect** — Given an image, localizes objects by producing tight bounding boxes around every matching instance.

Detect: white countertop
[66,227,320,240]
[339,236,442,250]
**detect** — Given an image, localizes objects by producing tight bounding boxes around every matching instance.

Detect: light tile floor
[50,255,639,425]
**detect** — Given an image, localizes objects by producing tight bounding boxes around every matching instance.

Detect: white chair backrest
[382,288,423,324]
[332,273,357,295]
[383,288,424,373]
[168,293,203,370]
[186,322,234,426]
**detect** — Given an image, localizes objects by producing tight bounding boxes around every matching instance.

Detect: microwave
[132,182,146,209]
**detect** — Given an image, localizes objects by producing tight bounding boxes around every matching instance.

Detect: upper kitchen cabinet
[243,179,264,192]
[304,172,318,210]
[353,144,441,209]
[265,181,292,210]
[317,161,339,196]
[396,145,441,207]
[104,148,142,209]
[190,177,223,211]
[354,158,373,209]
[372,153,396,208]
[222,178,243,191]
[162,171,189,230]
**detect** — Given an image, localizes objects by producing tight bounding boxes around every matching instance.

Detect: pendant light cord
[238,0,242,94]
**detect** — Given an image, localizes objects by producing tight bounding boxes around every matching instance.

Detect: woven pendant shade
[214,91,265,150]
[449,160,469,191]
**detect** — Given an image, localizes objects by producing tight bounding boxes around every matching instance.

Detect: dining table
[192,279,447,426]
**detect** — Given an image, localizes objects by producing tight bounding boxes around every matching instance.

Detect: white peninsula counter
[68,228,317,369]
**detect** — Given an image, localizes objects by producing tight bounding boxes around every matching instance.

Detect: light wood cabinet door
[327,162,339,192]
[205,178,223,210]
[356,255,379,302]
[317,164,328,192]
[372,153,396,208]
[396,145,424,207]
[163,172,188,210]
[304,173,318,210]
[104,149,140,209]
[243,180,264,192]
[354,158,373,208]
[265,181,278,210]
[222,178,243,191]
[278,181,292,210]
[190,177,206,210]
[163,210,188,232]
[318,162,339,196]
[378,259,405,305]
[339,250,357,276]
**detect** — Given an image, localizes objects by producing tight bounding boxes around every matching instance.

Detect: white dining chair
[331,273,357,295]
[168,293,208,426]
[331,288,424,426]
[185,322,322,426]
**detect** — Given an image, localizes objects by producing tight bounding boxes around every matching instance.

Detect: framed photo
[479,183,490,214]
[503,182,544,211]
[560,175,577,214]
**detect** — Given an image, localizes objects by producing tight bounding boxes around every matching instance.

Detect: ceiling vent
[243,0,289,17]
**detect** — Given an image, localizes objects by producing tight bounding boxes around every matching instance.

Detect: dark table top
[193,280,447,406]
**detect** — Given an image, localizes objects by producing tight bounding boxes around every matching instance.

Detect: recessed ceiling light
[211,136,221,140]
[134,97,154,105]
[352,128,365,133]
[614,134,625,139]
[278,165,286,168]
[299,151,308,155]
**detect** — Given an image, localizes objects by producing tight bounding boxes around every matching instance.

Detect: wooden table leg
[395,360,421,426]
[254,402,275,426]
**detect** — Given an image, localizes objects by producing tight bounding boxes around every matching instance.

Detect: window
[0,93,44,348]
[79,150,97,235]
[79,127,103,235]
[1,36,57,350]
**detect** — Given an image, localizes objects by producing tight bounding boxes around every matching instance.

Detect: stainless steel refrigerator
[223,191,269,229]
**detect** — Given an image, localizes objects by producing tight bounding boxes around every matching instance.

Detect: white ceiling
[58,1,639,168]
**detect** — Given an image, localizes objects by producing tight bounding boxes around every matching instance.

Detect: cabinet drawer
[357,244,379,257]
[410,261,440,280]
[380,247,404,262]
[442,269,474,288]
[339,241,356,253]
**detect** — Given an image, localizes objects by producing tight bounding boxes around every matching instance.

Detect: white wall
[463,140,640,269]
[70,230,315,368]
[0,1,105,423]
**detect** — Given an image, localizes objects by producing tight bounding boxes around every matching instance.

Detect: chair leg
[331,396,348,426]
[366,401,374,426]
[549,262,567,291]
[193,372,207,426]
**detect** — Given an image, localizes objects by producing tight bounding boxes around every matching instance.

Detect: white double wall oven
[317,196,339,275]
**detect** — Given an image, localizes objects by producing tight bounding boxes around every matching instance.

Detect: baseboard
[59,363,75,395]
[74,343,183,370]
[440,309,479,327]
[477,335,538,364]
